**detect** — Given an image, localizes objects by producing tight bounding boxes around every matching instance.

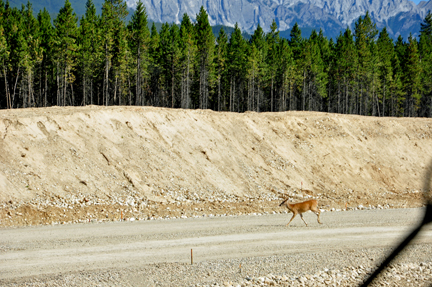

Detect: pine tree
[249,23,267,112]
[419,10,432,117]
[179,13,196,109]
[333,28,357,114]
[266,20,280,112]
[403,33,421,117]
[78,0,101,106]
[215,28,228,111]
[37,8,54,107]
[100,0,128,106]
[289,23,303,60]
[277,38,294,111]
[288,22,304,110]
[0,0,11,108]
[3,4,29,108]
[158,23,170,107]
[227,23,247,112]
[158,23,181,108]
[391,35,406,116]
[194,6,215,109]
[317,29,332,112]
[21,2,41,108]
[54,0,78,106]
[376,27,394,116]
[128,0,150,106]
[354,11,378,115]
[148,23,160,106]
[300,30,327,112]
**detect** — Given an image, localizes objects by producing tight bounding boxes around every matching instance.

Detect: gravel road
[1,208,431,286]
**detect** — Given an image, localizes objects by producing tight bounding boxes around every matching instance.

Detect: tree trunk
[171,62,175,108]
[128,77,131,105]
[136,45,141,106]
[186,49,190,109]
[271,75,274,112]
[4,67,11,109]
[302,69,306,111]
[44,71,47,107]
[229,76,233,112]
[56,63,60,105]
[383,80,386,117]
[12,67,20,108]
[114,74,118,105]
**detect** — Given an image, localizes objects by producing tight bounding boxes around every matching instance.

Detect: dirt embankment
[0,106,431,227]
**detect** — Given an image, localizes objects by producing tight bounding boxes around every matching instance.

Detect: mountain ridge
[7,0,432,39]
[126,0,432,39]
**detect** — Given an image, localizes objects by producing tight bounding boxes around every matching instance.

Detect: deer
[279,199,322,227]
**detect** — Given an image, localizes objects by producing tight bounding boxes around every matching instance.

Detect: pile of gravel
[234,262,431,286]
[2,245,431,287]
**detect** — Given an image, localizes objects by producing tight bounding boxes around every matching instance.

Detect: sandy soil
[1,106,432,285]
[1,208,431,285]
[0,106,431,227]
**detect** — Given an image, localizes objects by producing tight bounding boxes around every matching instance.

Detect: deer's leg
[312,207,322,224]
[299,213,308,226]
[315,210,322,224]
[286,213,297,226]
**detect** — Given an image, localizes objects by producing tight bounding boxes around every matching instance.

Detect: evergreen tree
[179,13,196,109]
[419,10,432,116]
[157,23,170,106]
[277,38,294,111]
[227,23,247,112]
[288,22,304,110]
[317,29,332,112]
[4,4,28,108]
[0,0,11,108]
[100,0,128,105]
[266,20,280,112]
[249,24,267,112]
[403,33,421,117]
[194,6,214,109]
[37,8,54,107]
[148,23,160,106]
[21,2,41,108]
[376,27,394,116]
[128,0,150,106]
[215,27,228,111]
[78,0,101,105]
[112,23,129,105]
[158,23,181,108]
[391,35,406,116]
[53,0,78,106]
[301,30,327,112]
[354,11,378,115]
[289,22,303,60]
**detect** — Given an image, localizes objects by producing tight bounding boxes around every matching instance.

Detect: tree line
[1,0,432,117]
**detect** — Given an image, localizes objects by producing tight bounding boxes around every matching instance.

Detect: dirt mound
[0,106,431,227]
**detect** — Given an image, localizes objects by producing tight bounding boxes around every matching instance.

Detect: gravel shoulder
[1,208,431,286]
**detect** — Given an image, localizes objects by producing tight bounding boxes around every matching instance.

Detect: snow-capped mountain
[125,0,432,38]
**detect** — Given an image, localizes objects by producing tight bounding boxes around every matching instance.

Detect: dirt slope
[0,106,431,227]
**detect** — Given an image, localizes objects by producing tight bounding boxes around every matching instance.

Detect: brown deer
[279,199,322,227]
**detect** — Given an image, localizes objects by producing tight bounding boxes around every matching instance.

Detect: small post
[121,211,123,221]
[191,249,193,265]
[239,263,242,274]
[301,182,303,192]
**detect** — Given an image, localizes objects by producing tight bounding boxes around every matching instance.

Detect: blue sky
[411,0,427,4]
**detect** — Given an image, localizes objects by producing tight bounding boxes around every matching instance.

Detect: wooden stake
[191,249,193,265]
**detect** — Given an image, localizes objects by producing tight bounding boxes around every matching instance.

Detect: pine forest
[1,0,432,118]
